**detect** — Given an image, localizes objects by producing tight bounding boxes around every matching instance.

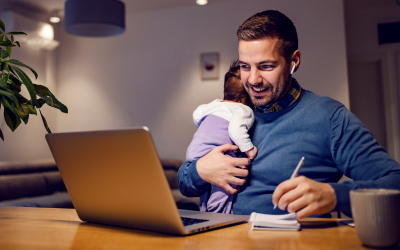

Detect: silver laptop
[45,127,249,235]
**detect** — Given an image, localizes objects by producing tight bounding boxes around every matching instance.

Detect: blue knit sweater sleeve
[178,159,210,197]
[327,101,400,216]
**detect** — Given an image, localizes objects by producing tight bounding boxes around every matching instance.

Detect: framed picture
[200,52,219,80]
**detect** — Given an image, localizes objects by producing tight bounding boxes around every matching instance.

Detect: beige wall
[0,0,349,162]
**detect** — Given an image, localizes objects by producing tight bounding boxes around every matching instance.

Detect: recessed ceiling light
[196,0,208,5]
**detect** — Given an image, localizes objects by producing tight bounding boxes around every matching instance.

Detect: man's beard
[244,82,277,108]
[244,79,291,108]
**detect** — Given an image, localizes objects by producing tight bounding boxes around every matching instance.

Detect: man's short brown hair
[237,10,298,62]
[224,59,253,108]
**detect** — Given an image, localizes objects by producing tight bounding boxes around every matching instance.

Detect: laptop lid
[45,127,248,235]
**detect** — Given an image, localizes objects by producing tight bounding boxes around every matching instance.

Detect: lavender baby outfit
[186,99,254,214]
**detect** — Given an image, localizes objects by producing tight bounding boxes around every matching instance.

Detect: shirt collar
[256,78,302,113]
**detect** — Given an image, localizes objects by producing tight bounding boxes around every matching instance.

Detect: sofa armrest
[0,158,57,175]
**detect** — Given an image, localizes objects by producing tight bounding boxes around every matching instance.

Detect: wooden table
[0,206,391,250]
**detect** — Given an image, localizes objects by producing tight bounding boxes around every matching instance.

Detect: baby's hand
[245,146,257,160]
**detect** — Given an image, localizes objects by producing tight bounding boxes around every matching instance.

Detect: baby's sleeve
[193,104,206,127]
[228,106,254,152]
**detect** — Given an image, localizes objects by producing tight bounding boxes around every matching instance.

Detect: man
[178,10,400,218]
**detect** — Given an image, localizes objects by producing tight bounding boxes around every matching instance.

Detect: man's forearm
[330,171,400,217]
[177,159,209,197]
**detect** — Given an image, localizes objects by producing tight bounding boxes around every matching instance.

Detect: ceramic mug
[350,189,400,248]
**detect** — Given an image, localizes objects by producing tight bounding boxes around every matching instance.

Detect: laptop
[45,127,249,235]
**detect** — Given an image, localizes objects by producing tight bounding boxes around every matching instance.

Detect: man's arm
[178,144,250,196]
[330,171,400,216]
[272,169,400,218]
[178,159,209,197]
[273,103,400,218]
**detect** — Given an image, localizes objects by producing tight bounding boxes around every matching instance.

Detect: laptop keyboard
[181,217,209,226]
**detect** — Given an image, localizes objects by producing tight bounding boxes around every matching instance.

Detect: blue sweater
[178,89,400,217]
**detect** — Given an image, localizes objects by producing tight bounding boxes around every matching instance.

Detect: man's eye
[261,65,273,70]
[240,65,250,70]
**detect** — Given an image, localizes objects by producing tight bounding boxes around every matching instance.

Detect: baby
[186,59,257,214]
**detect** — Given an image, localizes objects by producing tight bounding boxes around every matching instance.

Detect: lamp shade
[65,0,125,37]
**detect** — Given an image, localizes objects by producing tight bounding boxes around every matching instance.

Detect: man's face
[238,38,292,108]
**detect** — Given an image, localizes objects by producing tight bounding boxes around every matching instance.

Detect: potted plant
[0,19,67,141]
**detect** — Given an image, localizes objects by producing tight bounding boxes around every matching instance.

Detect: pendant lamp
[65,0,125,37]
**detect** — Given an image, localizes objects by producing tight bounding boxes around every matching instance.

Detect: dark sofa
[0,158,199,210]
[0,158,72,208]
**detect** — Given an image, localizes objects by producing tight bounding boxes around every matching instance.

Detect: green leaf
[0,20,5,32]
[0,74,9,87]
[39,109,51,133]
[5,46,11,57]
[37,94,51,106]
[17,103,29,124]
[49,91,68,113]
[6,32,27,35]
[28,103,37,115]
[4,106,21,131]
[15,41,20,47]
[39,98,47,108]
[8,78,21,93]
[14,92,28,103]
[34,84,50,95]
[8,59,38,79]
[0,48,9,58]
[9,73,21,86]
[10,35,14,43]
[34,84,68,113]
[32,99,47,108]
[0,95,20,131]
[0,40,12,46]
[0,34,4,41]
[0,86,19,105]
[0,61,8,72]
[8,65,38,107]
[0,128,4,141]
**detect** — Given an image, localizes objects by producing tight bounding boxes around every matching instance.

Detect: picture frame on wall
[200,52,219,80]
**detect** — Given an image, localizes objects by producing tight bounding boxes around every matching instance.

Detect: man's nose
[248,68,262,85]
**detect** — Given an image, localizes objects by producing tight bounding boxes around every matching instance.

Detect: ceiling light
[49,10,60,23]
[65,0,125,37]
[50,17,60,23]
[196,0,208,5]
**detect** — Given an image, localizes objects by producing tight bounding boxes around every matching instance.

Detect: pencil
[273,157,305,210]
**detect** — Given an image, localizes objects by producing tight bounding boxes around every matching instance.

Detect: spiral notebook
[248,212,301,231]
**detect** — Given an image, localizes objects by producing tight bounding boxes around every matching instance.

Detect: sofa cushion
[160,159,182,172]
[160,159,182,189]
[43,171,67,194]
[0,171,66,201]
[0,192,73,208]
[164,169,178,189]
